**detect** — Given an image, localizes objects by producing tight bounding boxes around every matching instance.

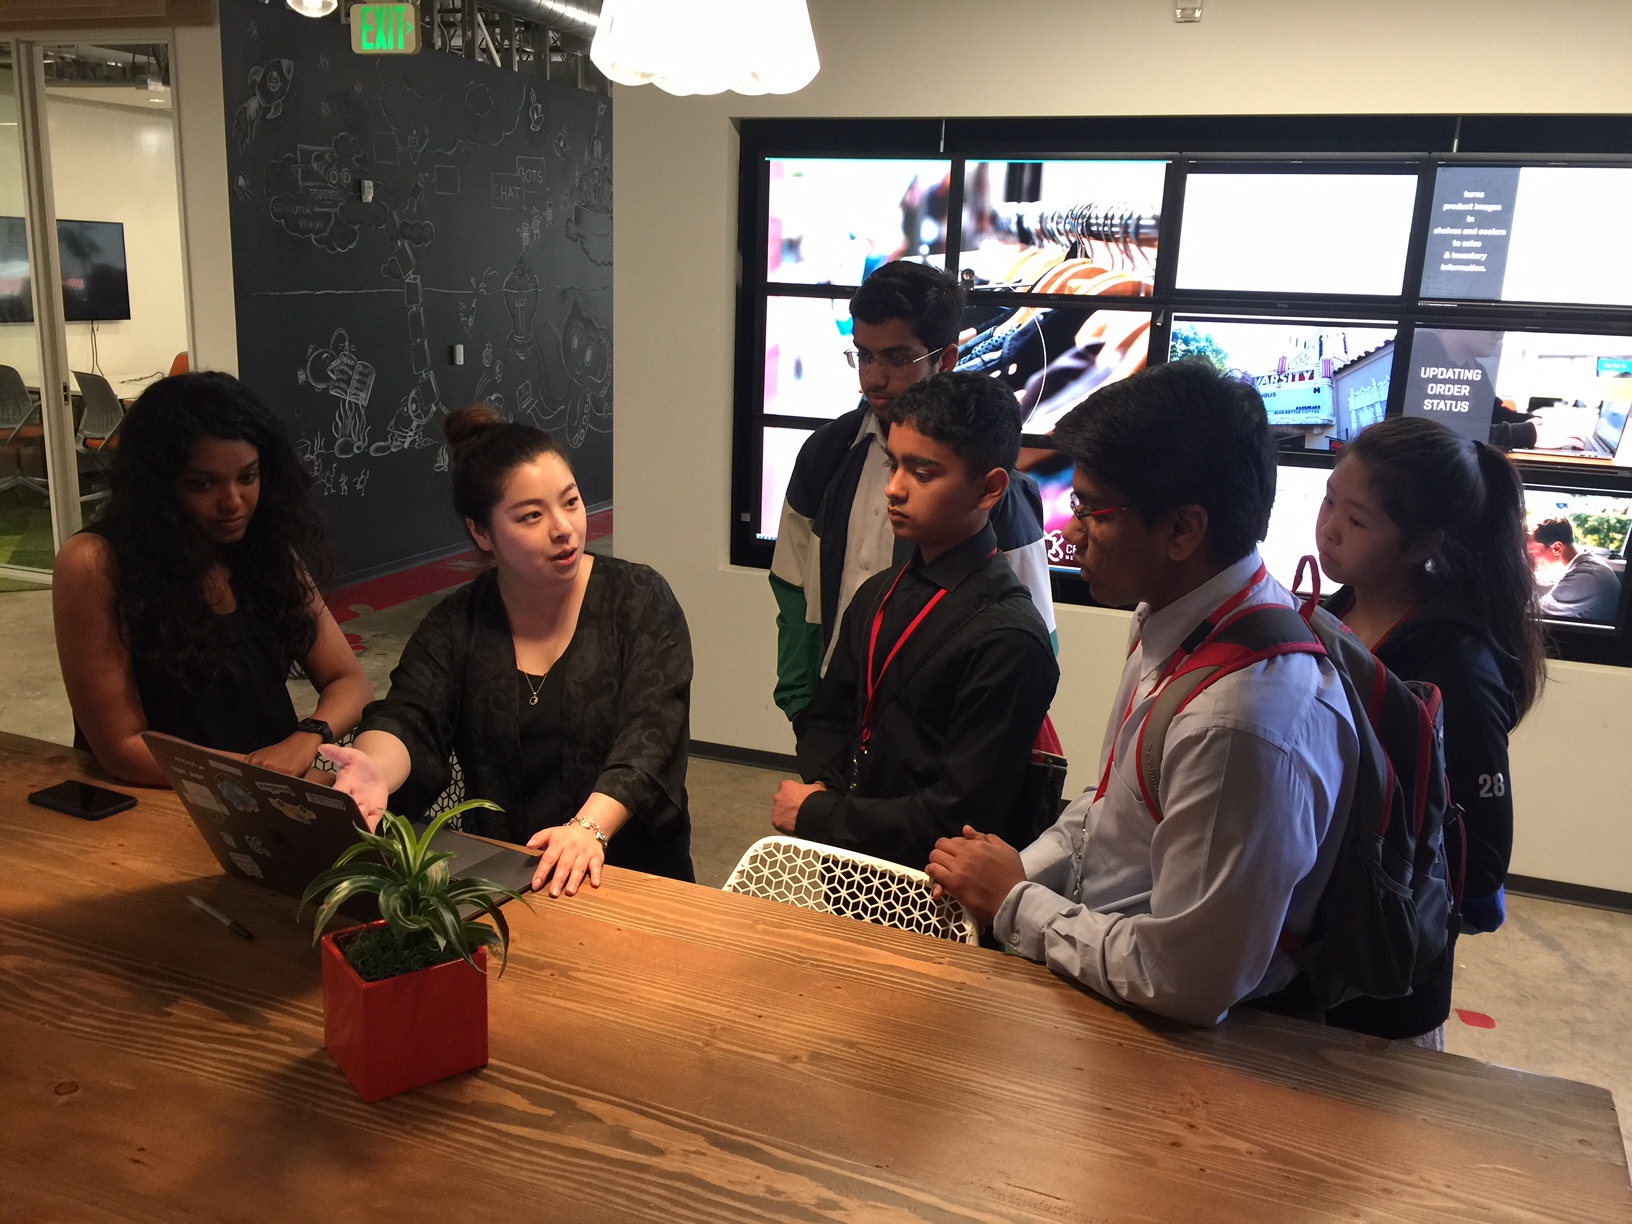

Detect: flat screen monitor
[959,159,1166,296]
[1175,170,1419,297]
[1260,462,1333,595]
[765,158,952,288]
[758,425,814,541]
[761,294,859,421]
[0,216,130,323]
[0,215,31,324]
[1524,486,1630,629]
[1169,315,1398,449]
[57,219,130,322]
[1420,166,1632,307]
[955,304,1152,434]
[1402,327,1632,465]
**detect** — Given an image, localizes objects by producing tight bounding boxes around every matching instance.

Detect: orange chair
[168,352,190,377]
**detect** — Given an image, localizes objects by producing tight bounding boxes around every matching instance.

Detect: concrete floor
[5,578,1631,1166]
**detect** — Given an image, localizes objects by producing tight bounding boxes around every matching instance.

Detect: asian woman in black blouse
[326,405,694,895]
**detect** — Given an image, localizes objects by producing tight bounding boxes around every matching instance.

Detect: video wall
[732,117,1632,664]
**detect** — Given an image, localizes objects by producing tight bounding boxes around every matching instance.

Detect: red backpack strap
[1136,605,1326,822]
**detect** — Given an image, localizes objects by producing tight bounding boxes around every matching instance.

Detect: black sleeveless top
[74,527,300,755]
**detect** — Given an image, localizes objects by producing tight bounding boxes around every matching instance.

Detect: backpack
[1135,568,1461,1010]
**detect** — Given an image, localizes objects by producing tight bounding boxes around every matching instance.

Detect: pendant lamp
[590,0,820,96]
[287,0,340,15]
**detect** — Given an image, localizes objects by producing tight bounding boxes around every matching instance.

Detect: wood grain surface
[2,731,1628,1223]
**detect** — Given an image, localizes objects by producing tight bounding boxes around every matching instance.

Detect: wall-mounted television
[0,216,131,323]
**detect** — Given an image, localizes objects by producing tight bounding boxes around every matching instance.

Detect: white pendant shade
[286,0,339,15]
[591,0,820,96]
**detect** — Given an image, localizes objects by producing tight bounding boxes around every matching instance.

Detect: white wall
[0,89,189,393]
[612,0,1632,892]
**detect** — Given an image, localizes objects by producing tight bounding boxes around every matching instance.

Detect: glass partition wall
[0,38,188,582]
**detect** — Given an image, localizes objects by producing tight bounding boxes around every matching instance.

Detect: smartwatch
[295,717,335,744]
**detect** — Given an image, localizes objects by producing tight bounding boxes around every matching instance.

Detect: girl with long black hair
[325,405,694,897]
[53,372,371,784]
[1314,414,1547,1045]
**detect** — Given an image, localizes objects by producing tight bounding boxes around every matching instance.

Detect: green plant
[301,802,529,982]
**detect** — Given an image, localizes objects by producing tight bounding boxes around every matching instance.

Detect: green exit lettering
[351,3,420,55]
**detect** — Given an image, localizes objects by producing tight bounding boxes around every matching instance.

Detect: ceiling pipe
[477,0,600,42]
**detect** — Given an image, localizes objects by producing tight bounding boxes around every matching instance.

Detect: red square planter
[320,921,489,1103]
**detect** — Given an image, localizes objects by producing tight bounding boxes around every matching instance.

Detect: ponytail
[1344,417,1547,719]
[1468,440,1547,718]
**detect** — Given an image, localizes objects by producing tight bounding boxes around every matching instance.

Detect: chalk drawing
[565,102,612,266]
[298,328,375,459]
[232,57,293,153]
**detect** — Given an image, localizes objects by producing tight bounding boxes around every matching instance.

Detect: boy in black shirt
[771,373,1059,870]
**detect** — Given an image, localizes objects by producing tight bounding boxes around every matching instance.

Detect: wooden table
[2,732,1628,1223]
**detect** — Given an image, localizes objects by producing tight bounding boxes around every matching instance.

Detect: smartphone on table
[28,780,138,821]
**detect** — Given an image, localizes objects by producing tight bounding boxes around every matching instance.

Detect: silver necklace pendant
[529,693,539,706]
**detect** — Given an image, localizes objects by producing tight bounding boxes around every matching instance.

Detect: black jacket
[357,559,694,881]
[793,525,1059,870]
[1323,589,1519,1037]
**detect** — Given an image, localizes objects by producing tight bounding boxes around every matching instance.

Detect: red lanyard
[857,549,997,757]
[1094,563,1268,799]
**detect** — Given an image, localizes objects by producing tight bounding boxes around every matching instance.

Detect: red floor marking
[324,553,487,624]
[322,510,613,626]
[344,632,365,654]
[1454,1008,1496,1029]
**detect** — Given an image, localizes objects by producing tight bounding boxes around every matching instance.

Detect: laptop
[143,731,541,920]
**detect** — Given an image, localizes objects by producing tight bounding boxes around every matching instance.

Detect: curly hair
[88,372,331,686]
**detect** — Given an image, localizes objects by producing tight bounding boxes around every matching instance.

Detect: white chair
[723,836,979,945]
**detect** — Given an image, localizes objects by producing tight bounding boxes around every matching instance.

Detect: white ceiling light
[590,0,819,97]
[287,0,339,16]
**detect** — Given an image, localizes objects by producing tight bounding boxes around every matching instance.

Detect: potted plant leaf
[301,801,529,1103]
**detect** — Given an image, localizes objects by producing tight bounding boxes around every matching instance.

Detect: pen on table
[186,894,254,941]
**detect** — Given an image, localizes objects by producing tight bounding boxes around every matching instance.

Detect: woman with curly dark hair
[52,372,372,785]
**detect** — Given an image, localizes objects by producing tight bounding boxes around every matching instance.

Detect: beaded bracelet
[570,814,609,849]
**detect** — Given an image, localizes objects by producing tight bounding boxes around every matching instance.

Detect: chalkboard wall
[221,0,612,582]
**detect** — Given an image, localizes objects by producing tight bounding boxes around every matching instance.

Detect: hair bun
[443,403,507,451]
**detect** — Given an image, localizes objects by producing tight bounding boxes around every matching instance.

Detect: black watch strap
[295,717,335,744]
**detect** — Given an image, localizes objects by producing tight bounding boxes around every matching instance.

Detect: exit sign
[351,3,420,54]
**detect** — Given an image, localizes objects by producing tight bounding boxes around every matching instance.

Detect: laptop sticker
[244,834,271,858]
[305,792,348,810]
[179,778,228,815]
[219,832,238,849]
[271,799,318,825]
[211,761,244,777]
[253,780,295,798]
[218,778,259,813]
[228,851,263,879]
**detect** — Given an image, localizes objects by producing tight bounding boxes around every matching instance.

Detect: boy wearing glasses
[772,372,1059,869]
[769,261,1056,723]
[927,360,1359,1027]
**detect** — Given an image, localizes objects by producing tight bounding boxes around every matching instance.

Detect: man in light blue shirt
[929,360,1360,1027]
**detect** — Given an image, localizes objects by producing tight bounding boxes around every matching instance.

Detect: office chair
[723,836,979,945]
[72,370,129,504]
[0,365,42,495]
[168,352,190,378]
[73,371,126,453]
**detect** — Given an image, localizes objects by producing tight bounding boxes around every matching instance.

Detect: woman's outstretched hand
[319,744,389,831]
[527,820,605,897]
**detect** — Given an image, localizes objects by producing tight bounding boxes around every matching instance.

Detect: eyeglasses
[843,345,947,371]
[1068,491,1148,523]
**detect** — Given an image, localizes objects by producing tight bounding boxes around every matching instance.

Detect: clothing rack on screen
[979,202,1161,253]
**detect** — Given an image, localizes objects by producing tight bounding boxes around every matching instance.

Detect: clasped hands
[925,826,1028,928]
